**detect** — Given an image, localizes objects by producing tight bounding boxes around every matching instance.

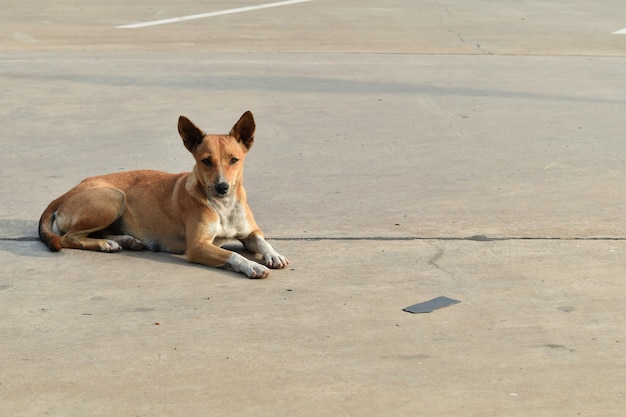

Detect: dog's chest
[209,199,250,242]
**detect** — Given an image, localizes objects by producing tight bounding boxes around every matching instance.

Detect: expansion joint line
[2,235,626,243]
[268,235,626,242]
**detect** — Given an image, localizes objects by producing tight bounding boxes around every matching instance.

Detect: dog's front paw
[262,251,289,269]
[229,253,270,279]
[246,263,270,279]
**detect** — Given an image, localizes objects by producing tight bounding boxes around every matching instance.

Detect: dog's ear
[230,111,255,150]
[178,116,205,153]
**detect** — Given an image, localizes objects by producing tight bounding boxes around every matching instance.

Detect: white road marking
[117,0,314,29]
[613,28,626,34]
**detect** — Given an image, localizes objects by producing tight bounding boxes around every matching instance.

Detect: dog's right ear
[178,116,205,153]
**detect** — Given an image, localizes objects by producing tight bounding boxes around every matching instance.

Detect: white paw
[100,240,122,252]
[246,262,270,279]
[229,253,270,279]
[262,251,289,269]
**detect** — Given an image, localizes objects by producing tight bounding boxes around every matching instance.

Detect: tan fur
[38,111,288,278]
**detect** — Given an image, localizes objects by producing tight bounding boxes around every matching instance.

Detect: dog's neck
[206,190,251,244]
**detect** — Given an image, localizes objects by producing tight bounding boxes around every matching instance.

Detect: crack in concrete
[426,243,454,277]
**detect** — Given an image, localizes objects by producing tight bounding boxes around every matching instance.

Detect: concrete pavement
[1,1,625,415]
[1,238,625,416]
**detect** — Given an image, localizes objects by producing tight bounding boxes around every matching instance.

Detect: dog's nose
[215,182,230,195]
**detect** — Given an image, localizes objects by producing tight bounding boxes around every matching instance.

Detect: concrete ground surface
[1,0,625,416]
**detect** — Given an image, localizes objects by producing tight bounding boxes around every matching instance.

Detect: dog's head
[178,111,255,199]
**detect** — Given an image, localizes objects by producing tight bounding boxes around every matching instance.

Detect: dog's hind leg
[102,234,144,250]
[56,186,128,252]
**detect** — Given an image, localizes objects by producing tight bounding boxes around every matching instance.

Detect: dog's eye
[202,158,213,167]
[229,157,239,165]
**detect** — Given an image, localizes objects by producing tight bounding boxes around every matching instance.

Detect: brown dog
[38,111,288,278]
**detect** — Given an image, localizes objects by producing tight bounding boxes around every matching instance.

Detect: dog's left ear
[178,116,206,153]
[230,111,255,150]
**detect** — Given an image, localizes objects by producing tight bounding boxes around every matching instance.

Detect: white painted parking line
[613,27,626,34]
[117,0,314,29]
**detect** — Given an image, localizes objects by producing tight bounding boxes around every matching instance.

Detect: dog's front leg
[186,242,270,279]
[241,231,289,269]
[227,252,271,279]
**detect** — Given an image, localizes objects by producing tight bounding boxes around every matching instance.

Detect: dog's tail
[38,198,63,252]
